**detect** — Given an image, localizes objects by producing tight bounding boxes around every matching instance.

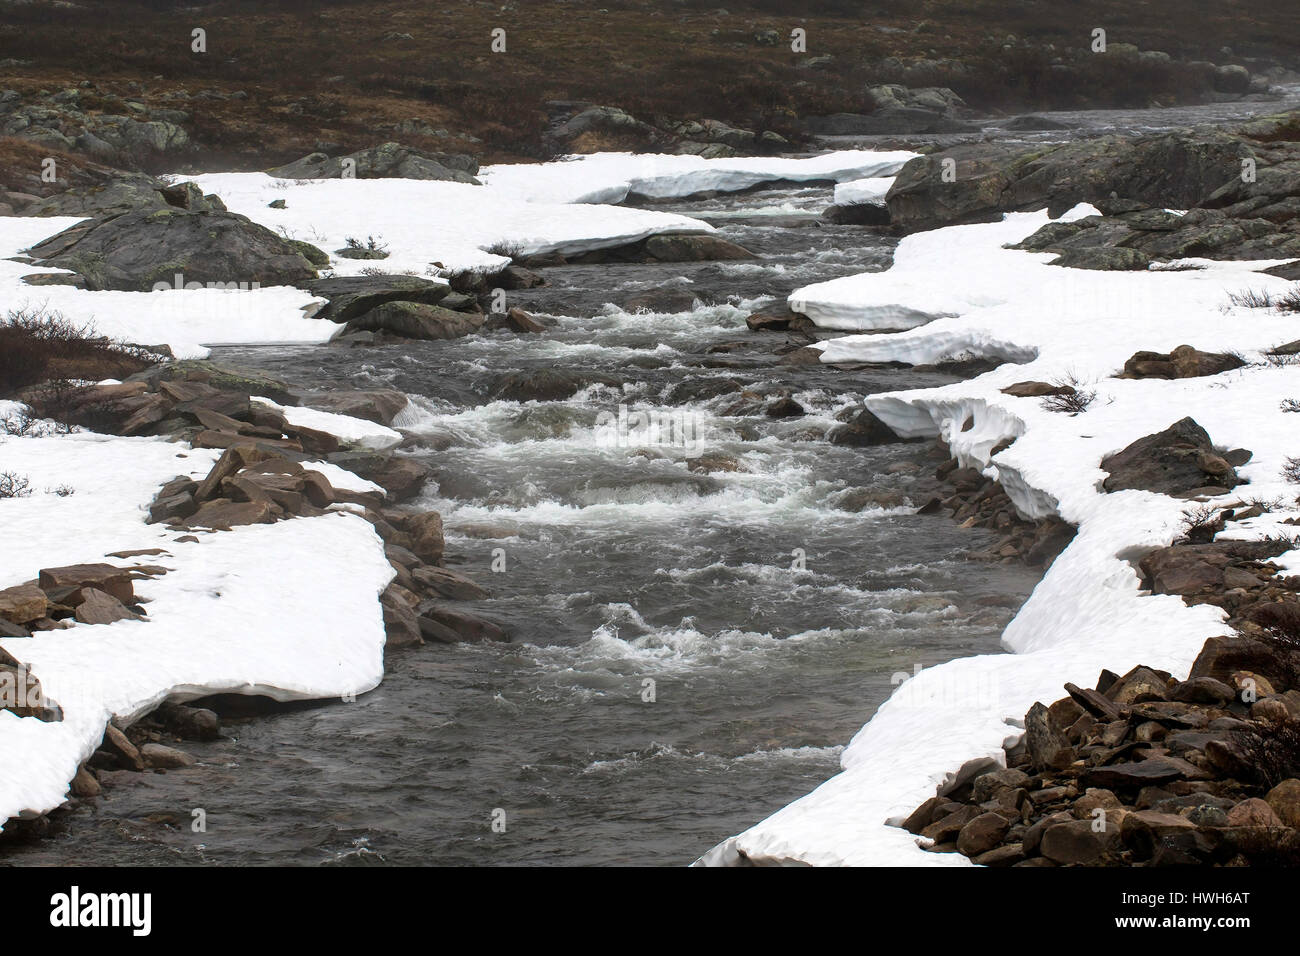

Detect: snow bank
[0,430,393,827]
[479,150,919,204]
[0,218,327,360]
[703,206,1300,865]
[832,176,895,207]
[188,173,715,276]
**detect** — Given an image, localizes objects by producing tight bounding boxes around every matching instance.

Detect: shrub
[1283,456,1300,485]
[1039,375,1097,414]
[1227,288,1277,309]
[1228,716,1300,790]
[1179,504,1221,542]
[0,472,31,499]
[0,308,160,397]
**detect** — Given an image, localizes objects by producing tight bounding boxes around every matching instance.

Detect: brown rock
[1040,814,1125,864]
[403,511,445,564]
[194,444,285,502]
[972,843,1025,867]
[1170,676,1235,705]
[0,584,48,625]
[1108,666,1170,705]
[1025,701,1075,772]
[38,564,134,604]
[920,805,981,843]
[410,566,490,601]
[74,588,140,625]
[380,585,423,649]
[181,498,281,530]
[956,812,1012,857]
[100,723,144,771]
[140,742,195,769]
[1190,635,1282,686]
[1265,779,1300,828]
[1080,755,1206,789]
[1227,797,1285,828]
[902,796,948,835]
[418,605,507,644]
[1072,788,1121,819]
[70,766,101,798]
[1001,381,1075,398]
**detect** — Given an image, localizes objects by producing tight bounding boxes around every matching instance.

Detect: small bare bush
[1284,456,1300,485]
[1228,288,1277,309]
[0,472,32,498]
[1039,375,1097,414]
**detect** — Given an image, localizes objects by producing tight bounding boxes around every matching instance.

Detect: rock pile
[903,626,1300,866]
[266,142,480,184]
[921,452,1077,569]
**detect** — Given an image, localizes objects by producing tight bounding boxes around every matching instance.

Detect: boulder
[1227,797,1285,827]
[410,566,489,601]
[642,235,757,262]
[1265,779,1300,828]
[0,584,48,625]
[300,275,452,325]
[485,307,545,333]
[140,742,195,769]
[299,389,408,427]
[1025,701,1075,772]
[1101,417,1240,495]
[886,130,1250,234]
[326,452,431,502]
[1039,815,1125,864]
[344,301,483,340]
[181,498,281,531]
[828,408,906,446]
[100,724,144,771]
[38,564,134,604]
[490,368,617,402]
[28,206,322,292]
[1120,345,1246,380]
[543,104,669,155]
[267,142,479,184]
[418,605,508,643]
[1080,755,1206,790]
[74,588,140,625]
[1050,247,1152,271]
[956,811,1011,857]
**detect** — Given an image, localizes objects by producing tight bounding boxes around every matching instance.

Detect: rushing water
[11,91,1289,867]
[1,183,1039,867]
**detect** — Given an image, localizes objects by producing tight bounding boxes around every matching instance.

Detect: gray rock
[301,274,451,324]
[28,206,321,292]
[344,301,483,340]
[268,142,479,183]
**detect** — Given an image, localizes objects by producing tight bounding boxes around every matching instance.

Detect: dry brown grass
[0,0,1296,168]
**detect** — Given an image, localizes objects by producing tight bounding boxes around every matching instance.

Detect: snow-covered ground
[4,150,909,829]
[1,151,910,359]
[832,176,895,207]
[702,205,1300,866]
[0,425,394,826]
[479,150,918,204]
